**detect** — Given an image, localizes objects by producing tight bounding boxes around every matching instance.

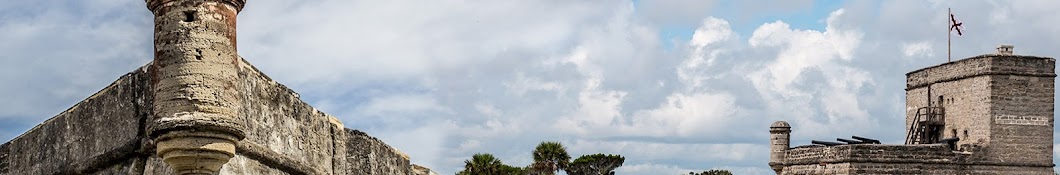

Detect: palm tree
[565,154,624,175]
[459,153,502,175]
[528,141,571,175]
[458,153,524,175]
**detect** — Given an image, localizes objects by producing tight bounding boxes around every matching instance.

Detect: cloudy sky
[2,0,1060,174]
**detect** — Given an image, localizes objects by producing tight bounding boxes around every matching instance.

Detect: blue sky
[649,0,847,49]
[2,0,1060,174]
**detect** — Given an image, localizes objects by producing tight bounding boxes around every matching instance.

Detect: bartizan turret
[768,121,791,174]
[145,0,247,174]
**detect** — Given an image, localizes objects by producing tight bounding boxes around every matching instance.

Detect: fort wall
[0,60,427,175]
[0,66,151,175]
[984,56,1055,165]
[905,54,1055,164]
[780,144,1051,175]
[905,75,993,146]
[783,144,956,166]
[345,129,414,175]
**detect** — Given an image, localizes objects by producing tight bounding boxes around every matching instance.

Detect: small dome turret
[768,120,792,174]
[770,121,791,128]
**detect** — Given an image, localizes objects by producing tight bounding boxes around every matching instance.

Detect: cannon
[836,138,863,144]
[812,140,845,146]
[852,135,881,144]
[938,137,960,150]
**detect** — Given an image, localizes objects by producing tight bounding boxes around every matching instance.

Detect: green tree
[688,169,733,175]
[457,153,525,175]
[564,154,625,175]
[527,142,571,175]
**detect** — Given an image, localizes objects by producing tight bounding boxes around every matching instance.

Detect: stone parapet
[147,0,247,13]
[906,55,1055,90]
[0,65,152,175]
[783,144,957,166]
[344,129,414,175]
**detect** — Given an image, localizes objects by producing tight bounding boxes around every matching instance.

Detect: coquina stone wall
[0,65,151,175]
[780,144,1051,175]
[345,129,414,175]
[783,144,956,166]
[986,57,1054,165]
[0,59,430,175]
[906,54,1055,168]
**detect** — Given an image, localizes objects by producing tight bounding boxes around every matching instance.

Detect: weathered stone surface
[0,60,427,175]
[147,0,248,173]
[220,154,294,175]
[344,129,414,175]
[413,164,440,175]
[783,144,957,165]
[90,156,147,175]
[0,65,151,175]
[769,121,792,173]
[236,59,342,174]
[148,0,246,141]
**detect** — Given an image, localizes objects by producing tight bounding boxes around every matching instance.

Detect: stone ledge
[906,71,1055,90]
[906,55,1055,90]
[905,54,1054,77]
[236,141,327,175]
[783,144,957,165]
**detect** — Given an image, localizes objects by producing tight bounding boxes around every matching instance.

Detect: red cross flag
[947,8,963,62]
[950,11,963,36]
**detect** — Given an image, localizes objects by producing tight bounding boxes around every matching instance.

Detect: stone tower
[146,0,247,174]
[905,45,1054,167]
[765,45,1054,174]
[768,121,791,174]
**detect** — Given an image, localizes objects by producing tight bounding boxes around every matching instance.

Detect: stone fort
[0,0,438,174]
[768,45,1056,174]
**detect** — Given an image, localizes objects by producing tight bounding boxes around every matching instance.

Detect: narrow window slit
[183,11,196,22]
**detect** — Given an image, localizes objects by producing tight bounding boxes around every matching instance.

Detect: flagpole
[948,8,952,63]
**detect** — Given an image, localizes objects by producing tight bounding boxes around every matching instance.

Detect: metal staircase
[905,107,945,144]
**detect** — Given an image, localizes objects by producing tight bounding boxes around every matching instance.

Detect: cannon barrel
[938,137,960,150]
[812,140,845,146]
[836,138,862,144]
[851,135,881,144]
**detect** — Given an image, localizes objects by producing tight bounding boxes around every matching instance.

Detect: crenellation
[782,144,957,166]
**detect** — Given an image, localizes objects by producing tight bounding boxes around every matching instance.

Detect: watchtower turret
[768,121,791,174]
[145,0,247,174]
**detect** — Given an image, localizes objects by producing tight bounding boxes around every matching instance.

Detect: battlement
[783,144,956,166]
[906,54,1055,90]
